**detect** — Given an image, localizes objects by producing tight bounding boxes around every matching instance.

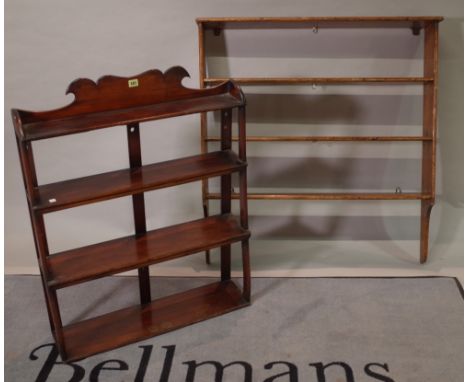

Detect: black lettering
[309,362,355,382]
[364,363,395,382]
[89,359,128,382]
[30,343,85,382]
[160,345,176,382]
[264,361,298,382]
[135,345,153,382]
[184,360,253,382]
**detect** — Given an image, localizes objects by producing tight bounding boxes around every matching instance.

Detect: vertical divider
[220,109,232,281]
[198,23,211,265]
[420,22,438,264]
[238,106,251,301]
[126,123,151,304]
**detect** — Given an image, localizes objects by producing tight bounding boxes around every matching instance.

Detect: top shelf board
[17,93,242,141]
[196,16,444,30]
[12,67,245,141]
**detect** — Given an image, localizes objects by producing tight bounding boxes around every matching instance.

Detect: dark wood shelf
[12,67,245,142]
[18,93,242,141]
[63,280,248,362]
[34,150,245,213]
[14,66,251,361]
[47,214,249,289]
[204,77,433,85]
[206,136,432,142]
[207,192,432,201]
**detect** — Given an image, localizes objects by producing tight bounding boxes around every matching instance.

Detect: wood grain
[198,23,212,265]
[14,93,243,141]
[126,123,151,304]
[420,21,439,263]
[47,214,249,289]
[220,110,232,281]
[34,150,245,213]
[62,280,248,362]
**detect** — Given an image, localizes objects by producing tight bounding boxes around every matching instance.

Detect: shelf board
[207,192,432,201]
[47,214,249,289]
[204,77,433,85]
[34,150,245,213]
[206,136,432,142]
[21,93,243,141]
[197,17,443,30]
[62,280,248,362]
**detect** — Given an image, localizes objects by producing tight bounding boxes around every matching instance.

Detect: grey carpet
[5,276,463,382]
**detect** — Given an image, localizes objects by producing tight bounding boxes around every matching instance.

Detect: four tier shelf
[197,16,443,264]
[12,66,251,362]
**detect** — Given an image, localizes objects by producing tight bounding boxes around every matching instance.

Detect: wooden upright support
[220,109,232,280]
[127,122,151,303]
[198,22,211,265]
[420,21,439,264]
[238,106,251,301]
[14,137,66,359]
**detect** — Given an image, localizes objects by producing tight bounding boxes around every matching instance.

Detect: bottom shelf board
[62,280,248,362]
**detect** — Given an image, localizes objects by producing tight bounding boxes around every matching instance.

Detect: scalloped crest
[64,66,198,113]
[11,66,246,140]
[16,66,235,122]
[66,67,191,104]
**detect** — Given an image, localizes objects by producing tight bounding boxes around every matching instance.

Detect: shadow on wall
[205,27,423,59]
[214,93,422,126]
[204,28,431,245]
[249,215,419,241]
[210,93,422,242]
[234,156,421,191]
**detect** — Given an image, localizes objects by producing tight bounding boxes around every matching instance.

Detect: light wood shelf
[207,192,432,201]
[197,16,442,264]
[204,77,434,85]
[205,136,432,142]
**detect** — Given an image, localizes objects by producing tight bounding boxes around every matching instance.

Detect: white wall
[5,0,463,281]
